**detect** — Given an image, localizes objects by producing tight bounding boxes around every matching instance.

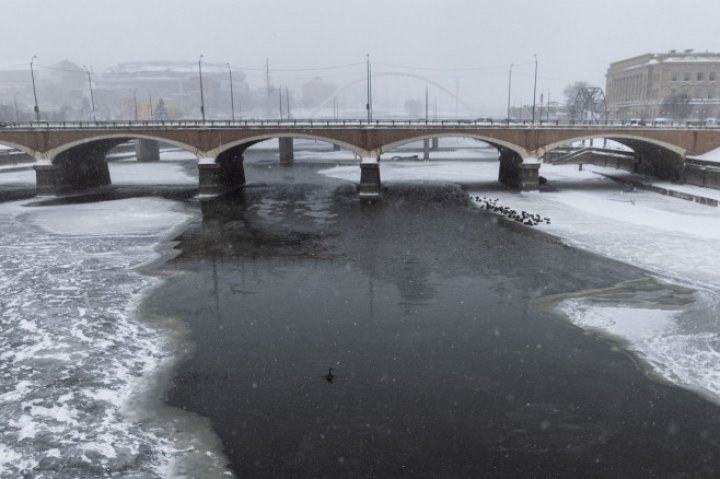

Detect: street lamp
[425,86,429,124]
[199,54,206,122]
[148,91,153,119]
[366,54,372,122]
[30,55,40,122]
[84,66,96,122]
[532,54,538,124]
[133,88,139,121]
[507,63,513,122]
[13,92,19,123]
[227,63,235,122]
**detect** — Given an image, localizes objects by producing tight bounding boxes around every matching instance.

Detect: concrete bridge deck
[2,119,720,197]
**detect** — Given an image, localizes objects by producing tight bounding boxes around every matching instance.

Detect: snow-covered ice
[0,151,232,478]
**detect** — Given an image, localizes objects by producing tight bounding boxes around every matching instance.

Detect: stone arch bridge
[1,120,719,197]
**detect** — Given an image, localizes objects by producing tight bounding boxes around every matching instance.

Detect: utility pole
[199,54,206,122]
[285,87,291,119]
[425,86,429,123]
[227,63,235,122]
[532,54,538,124]
[13,92,19,122]
[30,55,40,122]
[454,77,459,118]
[133,88,138,121]
[366,54,372,122]
[148,91,153,119]
[546,89,551,121]
[84,67,96,121]
[265,58,271,96]
[507,63,513,121]
[278,86,283,120]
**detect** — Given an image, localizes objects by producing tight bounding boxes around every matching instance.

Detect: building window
[711,72,717,81]
[672,73,678,82]
[684,72,691,81]
[698,72,704,81]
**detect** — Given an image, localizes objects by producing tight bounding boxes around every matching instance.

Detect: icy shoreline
[0,153,236,478]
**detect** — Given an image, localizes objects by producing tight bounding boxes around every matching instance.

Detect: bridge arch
[0,139,42,160]
[377,133,537,191]
[379,132,529,160]
[199,132,367,196]
[209,132,366,159]
[35,133,200,195]
[46,133,200,161]
[539,133,687,181]
[539,133,686,158]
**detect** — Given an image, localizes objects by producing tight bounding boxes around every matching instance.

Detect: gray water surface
[145,162,720,478]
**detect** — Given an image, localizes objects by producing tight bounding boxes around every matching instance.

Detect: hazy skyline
[3,0,720,115]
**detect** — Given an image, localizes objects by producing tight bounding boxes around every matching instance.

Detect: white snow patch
[22,197,190,236]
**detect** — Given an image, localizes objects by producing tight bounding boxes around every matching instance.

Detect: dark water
[144,161,720,478]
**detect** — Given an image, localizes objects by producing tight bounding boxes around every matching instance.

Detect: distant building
[606,50,720,121]
[97,61,248,120]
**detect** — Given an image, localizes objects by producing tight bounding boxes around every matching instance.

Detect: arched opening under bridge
[38,134,199,195]
[539,134,686,190]
[200,134,364,196]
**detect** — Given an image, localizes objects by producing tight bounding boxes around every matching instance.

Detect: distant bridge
[1,119,720,197]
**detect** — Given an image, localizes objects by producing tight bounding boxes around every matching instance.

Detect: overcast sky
[3,0,720,115]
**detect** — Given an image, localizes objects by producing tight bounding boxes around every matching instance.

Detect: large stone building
[606,50,720,121]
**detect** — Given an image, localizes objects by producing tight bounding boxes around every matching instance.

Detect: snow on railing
[0,119,717,129]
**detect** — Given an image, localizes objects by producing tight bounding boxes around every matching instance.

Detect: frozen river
[0,142,720,478]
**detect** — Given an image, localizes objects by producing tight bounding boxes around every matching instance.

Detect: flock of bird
[473,196,551,226]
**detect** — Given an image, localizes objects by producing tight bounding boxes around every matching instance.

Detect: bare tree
[660,93,692,120]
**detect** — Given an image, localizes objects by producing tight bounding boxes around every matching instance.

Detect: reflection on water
[146,173,720,478]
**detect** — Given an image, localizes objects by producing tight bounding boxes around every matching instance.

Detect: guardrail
[1,119,719,130]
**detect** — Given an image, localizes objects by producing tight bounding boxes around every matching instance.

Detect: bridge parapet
[3,121,720,196]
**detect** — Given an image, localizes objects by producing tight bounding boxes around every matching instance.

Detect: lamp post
[531,54,538,124]
[198,54,206,122]
[425,86,429,124]
[148,91,153,119]
[133,88,139,121]
[366,54,372,122]
[227,63,235,122]
[84,66,96,122]
[30,55,40,122]
[13,92,19,123]
[507,63,513,122]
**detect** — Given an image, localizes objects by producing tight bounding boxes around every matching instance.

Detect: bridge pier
[359,156,381,199]
[33,164,60,196]
[423,139,430,160]
[431,137,439,150]
[135,139,160,162]
[35,143,113,195]
[279,137,294,164]
[498,148,539,191]
[634,148,685,182]
[198,151,246,196]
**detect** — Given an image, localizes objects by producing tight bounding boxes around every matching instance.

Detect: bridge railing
[2,118,719,130]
